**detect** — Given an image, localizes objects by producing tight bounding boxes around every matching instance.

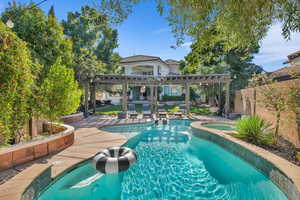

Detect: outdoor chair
[157,104,168,118]
[142,104,152,118]
[128,104,138,119]
[174,105,186,117]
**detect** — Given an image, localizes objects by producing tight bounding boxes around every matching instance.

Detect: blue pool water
[38,120,287,200]
[202,123,236,131]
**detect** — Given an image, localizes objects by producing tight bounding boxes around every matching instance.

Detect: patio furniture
[174,105,186,117]
[157,104,168,118]
[128,104,138,119]
[142,104,152,118]
[118,112,127,119]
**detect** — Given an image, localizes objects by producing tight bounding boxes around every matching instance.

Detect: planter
[0,123,74,171]
[60,112,84,123]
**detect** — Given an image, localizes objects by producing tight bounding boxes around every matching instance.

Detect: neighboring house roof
[269,65,300,81]
[165,59,180,65]
[283,50,300,64]
[120,55,180,70]
[121,55,163,63]
[288,50,300,60]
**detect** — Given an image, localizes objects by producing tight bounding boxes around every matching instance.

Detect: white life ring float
[92,146,137,174]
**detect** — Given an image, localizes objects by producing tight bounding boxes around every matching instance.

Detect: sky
[1,0,299,72]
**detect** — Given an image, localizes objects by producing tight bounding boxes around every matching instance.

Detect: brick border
[0,124,74,171]
[191,121,300,200]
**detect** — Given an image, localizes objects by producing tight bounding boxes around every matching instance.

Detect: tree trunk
[274,111,281,144]
[253,88,256,115]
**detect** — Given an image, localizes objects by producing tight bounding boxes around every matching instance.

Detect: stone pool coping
[191,121,300,200]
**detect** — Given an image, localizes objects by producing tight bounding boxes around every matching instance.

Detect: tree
[0,20,35,144]
[250,73,286,144]
[63,5,120,75]
[36,62,82,134]
[75,48,106,84]
[48,5,55,18]
[286,68,300,142]
[1,2,74,76]
[97,0,300,49]
[180,38,263,110]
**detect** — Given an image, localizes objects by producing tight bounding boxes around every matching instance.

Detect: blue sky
[1,0,299,72]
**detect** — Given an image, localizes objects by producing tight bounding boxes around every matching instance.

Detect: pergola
[86,74,232,117]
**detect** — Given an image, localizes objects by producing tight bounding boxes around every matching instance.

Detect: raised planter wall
[60,112,84,123]
[0,124,74,171]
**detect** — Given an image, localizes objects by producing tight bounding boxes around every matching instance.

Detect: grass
[96,104,214,115]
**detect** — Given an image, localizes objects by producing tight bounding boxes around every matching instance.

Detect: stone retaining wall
[0,124,74,171]
[191,121,300,200]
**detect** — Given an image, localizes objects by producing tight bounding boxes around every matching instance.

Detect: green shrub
[168,106,180,114]
[36,63,82,133]
[0,21,35,144]
[296,152,300,163]
[161,96,185,101]
[235,116,273,146]
[190,107,212,115]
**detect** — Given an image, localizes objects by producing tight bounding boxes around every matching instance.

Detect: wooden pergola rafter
[86,74,232,117]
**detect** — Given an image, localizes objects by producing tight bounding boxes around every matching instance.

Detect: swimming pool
[38,120,287,200]
[202,123,236,131]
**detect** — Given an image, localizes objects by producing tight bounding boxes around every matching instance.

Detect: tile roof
[270,65,300,78]
[287,50,300,60]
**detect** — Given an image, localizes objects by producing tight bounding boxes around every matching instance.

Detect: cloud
[253,23,300,72]
[182,42,192,47]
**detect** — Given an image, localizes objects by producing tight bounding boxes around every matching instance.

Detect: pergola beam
[93,74,231,85]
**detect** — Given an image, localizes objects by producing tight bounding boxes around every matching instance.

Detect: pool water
[38,120,287,200]
[202,123,236,131]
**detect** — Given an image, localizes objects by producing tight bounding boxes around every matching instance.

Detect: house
[234,50,300,148]
[268,50,300,81]
[283,50,300,65]
[120,55,183,101]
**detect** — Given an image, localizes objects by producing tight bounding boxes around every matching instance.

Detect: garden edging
[0,123,75,171]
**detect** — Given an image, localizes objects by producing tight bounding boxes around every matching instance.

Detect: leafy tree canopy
[63,5,121,77]
[36,62,82,123]
[75,48,106,83]
[96,0,300,49]
[1,1,74,74]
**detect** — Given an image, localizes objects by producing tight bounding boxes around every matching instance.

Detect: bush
[36,63,82,133]
[161,96,185,101]
[235,116,273,146]
[296,152,300,163]
[0,21,35,144]
[190,107,212,115]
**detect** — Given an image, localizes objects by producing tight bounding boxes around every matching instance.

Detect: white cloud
[253,23,300,72]
[182,42,192,47]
